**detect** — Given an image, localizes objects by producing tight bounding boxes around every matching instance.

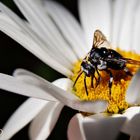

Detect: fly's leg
[95,68,101,88]
[91,75,98,88]
[105,69,113,95]
[84,74,88,95]
[91,74,94,88]
[73,71,83,88]
[90,70,96,88]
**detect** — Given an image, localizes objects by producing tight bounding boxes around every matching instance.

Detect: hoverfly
[73,30,140,95]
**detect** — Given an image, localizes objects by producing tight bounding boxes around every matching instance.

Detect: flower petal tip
[67,114,85,140]
[75,100,108,113]
[126,69,140,105]
[122,112,140,137]
[82,117,126,140]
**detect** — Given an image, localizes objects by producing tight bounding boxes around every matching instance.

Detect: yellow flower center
[71,48,140,114]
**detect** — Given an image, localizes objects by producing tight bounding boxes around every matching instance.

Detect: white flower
[0,0,140,140]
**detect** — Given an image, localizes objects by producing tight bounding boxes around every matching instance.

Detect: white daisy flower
[0,0,140,140]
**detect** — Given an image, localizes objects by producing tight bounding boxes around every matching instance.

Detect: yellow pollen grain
[71,49,140,114]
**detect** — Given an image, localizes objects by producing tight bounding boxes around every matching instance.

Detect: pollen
[71,49,140,114]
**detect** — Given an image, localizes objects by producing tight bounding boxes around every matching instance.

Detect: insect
[73,30,140,95]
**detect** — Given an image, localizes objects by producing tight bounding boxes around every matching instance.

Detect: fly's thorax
[97,60,107,70]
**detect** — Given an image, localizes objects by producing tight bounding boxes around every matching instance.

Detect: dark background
[0,0,129,139]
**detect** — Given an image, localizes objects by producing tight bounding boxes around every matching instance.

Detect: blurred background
[0,0,129,140]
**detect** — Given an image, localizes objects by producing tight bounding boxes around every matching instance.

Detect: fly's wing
[124,58,140,66]
[106,57,140,66]
[93,30,111,49]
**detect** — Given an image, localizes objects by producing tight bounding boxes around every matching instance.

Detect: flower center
[71,48,140,114]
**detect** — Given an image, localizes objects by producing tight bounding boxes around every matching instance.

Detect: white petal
[0,73,57,101]
[0,12,72,76]
[68,113,126,140]
[0,98,47,140]
[29,102,63,140]
[0,10,20,28]
[126,69,140,105]
[14,69,108,113]
[67,114,86,140]
[88,113,108,120]
[14,0,77,63]
[14,69,64,139]
[111,0,126,48]
[122,107,140,137]
[132,2,140,53]
[79,0,111,48]
[13,68,52,86]
[117,0,138,51]
[45,0,88,58]
[123,107,140,121]
[52,79,108,113]
[82,116,126,140]
[13,68,71,91]
[0,70,108,113]
[0,2,73,69]
[67,113,108,140]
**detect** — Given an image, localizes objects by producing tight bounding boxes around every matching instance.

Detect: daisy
[0,0,140,140]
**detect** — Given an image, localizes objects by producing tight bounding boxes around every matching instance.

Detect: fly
[73,30,140,95]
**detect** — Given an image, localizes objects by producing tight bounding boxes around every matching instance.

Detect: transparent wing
[93,30,111,49]
[106,57,140,66]
[124,58,140,66]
